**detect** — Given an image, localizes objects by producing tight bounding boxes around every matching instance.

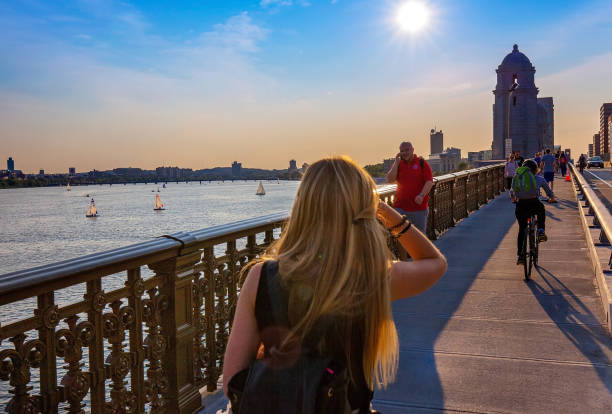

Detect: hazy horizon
[2,0,612,173]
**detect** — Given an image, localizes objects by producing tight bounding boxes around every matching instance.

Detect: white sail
[154,194,164,210]
[86,199,97,217]
[256,181,265,195]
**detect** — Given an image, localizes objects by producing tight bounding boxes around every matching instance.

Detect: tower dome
[498,44,534,71]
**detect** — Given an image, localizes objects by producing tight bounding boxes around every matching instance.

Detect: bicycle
[520,214,539,281]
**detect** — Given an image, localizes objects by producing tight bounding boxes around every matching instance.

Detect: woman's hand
[377,201,402,229]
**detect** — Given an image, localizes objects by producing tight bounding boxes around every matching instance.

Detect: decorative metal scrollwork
[56,315,95,413]
[103,300,137,413]
[0,333,45,414]
[36,304,60,329]
[142,288,169,410]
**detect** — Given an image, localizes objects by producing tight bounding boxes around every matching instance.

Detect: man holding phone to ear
[386,141,434,234]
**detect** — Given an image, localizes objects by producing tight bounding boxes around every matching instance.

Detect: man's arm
[414,160,434,205]
[536,175,554,199]
[386,155,401,183]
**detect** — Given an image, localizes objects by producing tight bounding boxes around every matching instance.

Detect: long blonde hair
[262,156,398,389]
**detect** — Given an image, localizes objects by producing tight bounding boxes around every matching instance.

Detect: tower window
[513,96,517,106]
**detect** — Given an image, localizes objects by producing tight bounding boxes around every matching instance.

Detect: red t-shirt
[393,157,433,211]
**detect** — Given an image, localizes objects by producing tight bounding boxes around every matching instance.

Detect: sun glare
[396,1,430,33]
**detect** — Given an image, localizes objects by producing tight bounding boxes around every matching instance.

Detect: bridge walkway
[202,176,612,413]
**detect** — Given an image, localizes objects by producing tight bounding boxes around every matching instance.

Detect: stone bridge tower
[492,45,540,159]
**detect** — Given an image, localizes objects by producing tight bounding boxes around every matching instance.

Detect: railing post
[149,243,202,414]
[450,179,456,226]
[428,182,438,240]
[127,268,145,413]
[86,279,106,413]
[36,292,59,413]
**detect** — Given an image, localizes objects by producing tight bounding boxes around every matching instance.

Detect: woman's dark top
[254,260,373,412]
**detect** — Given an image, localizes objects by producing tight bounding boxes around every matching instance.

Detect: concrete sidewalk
[201,175,612,414]
[374,176,612,413]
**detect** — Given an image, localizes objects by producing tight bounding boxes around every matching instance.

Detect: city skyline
[2,1,612,172]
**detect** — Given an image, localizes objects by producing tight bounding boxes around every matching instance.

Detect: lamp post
[505,74,519,159]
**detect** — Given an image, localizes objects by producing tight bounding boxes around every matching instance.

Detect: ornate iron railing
[0,164,503,413]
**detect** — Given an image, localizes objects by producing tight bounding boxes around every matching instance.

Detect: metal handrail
[569,162,612,255]
[0,164,504,298]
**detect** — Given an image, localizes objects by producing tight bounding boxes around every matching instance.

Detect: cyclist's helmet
[523,159,538,174]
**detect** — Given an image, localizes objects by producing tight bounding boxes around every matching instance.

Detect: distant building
[382,158,394,172]
[594,133,601,156]
[430,129,443,155]
[7,157,14,172]
[231,161,242,177]
[445,147,461,159]
[609,114,612,157]
[69,167,76,176]
[602,103,612,160]
[589,144,594,157]
[155,166,192,179]
[289,159,297,171]
[468,150,493,166]
[428,147,462,174]
[492,44,554,159]
[39,169,44,175]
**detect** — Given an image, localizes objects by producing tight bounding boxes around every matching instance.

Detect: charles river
[0,180,300,409]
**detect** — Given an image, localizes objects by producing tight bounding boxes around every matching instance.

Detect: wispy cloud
[201,12,268,53]
[260,0,311,7]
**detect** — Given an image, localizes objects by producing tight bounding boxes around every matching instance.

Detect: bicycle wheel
[525,219,535,281]
[522,224,529,280]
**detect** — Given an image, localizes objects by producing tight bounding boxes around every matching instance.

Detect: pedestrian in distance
[578,154,587,173]
[540,148,557,191]
[558,151,568,177]
[514,150,525,167]
[504,154,518,191]
[385,141,434,235]
[534,152,542,167]
[222,156,447,414]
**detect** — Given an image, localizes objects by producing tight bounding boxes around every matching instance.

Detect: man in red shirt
[385,141,434,234]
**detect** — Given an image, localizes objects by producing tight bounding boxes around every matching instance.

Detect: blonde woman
[222,156,447,413]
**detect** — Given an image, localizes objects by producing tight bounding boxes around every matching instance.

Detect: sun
[396,1,430,33]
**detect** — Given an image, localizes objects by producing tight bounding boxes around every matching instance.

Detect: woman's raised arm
[377,202,447,301]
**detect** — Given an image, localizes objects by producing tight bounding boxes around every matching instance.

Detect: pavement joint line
[585,170,612,188]
[402,347,612,368]
[392,312,606,328]
[371,399,495,414]
[430,288,599,299]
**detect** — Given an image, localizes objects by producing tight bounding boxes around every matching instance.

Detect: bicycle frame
[522,215,539,280]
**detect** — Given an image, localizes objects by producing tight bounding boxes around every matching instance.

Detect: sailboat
[277,178,280,184]
[86,198,98,217]
[67,183,71,191]
[256,181,265,196]
[154,193,165,211]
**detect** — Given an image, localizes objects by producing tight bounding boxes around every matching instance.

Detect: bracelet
[393,221,412,238]
[388,216,407,231]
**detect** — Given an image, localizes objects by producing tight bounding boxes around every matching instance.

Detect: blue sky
[2,0,612,172]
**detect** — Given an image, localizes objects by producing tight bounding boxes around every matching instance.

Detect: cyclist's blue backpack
[512,166,538,199]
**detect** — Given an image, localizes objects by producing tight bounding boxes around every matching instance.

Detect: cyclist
[511,159,557,265]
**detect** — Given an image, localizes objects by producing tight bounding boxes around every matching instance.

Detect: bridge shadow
[372,196,517,412]
[528,266,612,394]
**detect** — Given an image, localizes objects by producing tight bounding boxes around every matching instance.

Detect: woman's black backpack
[227,262,352,414]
